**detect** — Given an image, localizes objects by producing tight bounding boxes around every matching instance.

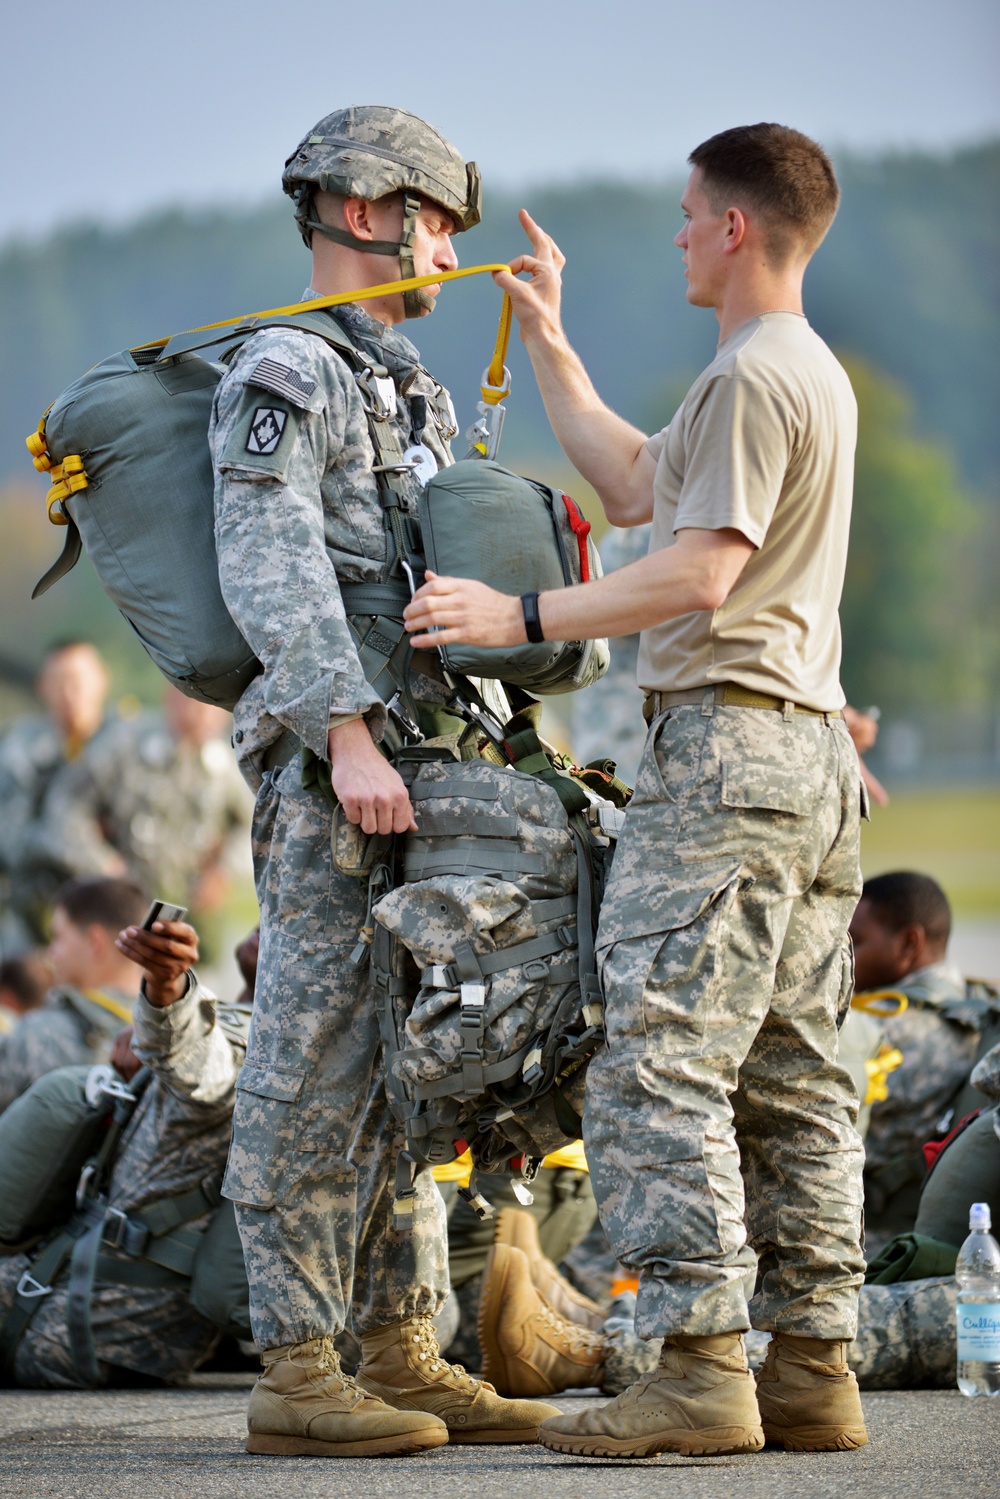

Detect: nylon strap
[339,580,413,615]
[403,845,546,880]
[304,221,403,256]
[423,924,575,990]
[66,1208,107,1387]
[93,1254,188,1291]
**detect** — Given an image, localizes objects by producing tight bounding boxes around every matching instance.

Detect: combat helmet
[283,105,482,317]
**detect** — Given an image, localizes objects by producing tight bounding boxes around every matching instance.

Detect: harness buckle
[75,1164,97,1210]
[16,1272,53,1299]
[464,399,506,461]
[356,370,397,420]
[101,1207,132,1250]
[386,691,422,741]
[84,1064,137,1109]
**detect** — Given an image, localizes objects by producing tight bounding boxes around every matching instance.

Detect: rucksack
[0,1060,250,1385]
[346,705,629,1226]
[26,273,607,707]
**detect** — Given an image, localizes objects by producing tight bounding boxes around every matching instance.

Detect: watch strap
[520,592,544,644]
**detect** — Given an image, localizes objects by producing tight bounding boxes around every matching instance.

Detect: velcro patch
[246,407,288,455]
[250,358,318,407]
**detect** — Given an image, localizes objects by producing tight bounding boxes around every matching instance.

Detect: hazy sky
[2,0,997,243]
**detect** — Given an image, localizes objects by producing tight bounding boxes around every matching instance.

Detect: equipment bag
[0,1060,251,1383]
[362,709,629,1226]
[27,307,376,707]
[419,461,608,694]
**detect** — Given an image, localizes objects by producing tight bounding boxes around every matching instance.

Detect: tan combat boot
[357,1313,560,1443]
[495,1207,606,1331]
[537,1333,765,1458]
[245,1336,448,1457]
[755,1333,868,1451]
[479,1242,606,1397]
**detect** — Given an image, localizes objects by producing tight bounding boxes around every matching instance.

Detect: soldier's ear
[895,922,926,973]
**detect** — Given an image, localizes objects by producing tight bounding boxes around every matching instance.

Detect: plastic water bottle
[955,1201,1000,1397]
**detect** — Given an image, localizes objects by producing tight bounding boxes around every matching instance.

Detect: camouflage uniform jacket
[0,717,66,882]
[0,976,250,1387]
[863,961,1000,1217]
[0,715,116,945]
[209,300,453,784]
[25,713,251,905]
[0,984,132,1114]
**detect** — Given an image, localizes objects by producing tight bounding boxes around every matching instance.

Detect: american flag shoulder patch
[249,358,318,407]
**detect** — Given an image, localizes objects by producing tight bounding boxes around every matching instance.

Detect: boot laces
[536,1300,604,1355]
[313,1337,367,1400]
[410,1315,478,1387]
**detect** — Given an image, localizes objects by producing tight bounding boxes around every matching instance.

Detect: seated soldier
[0,918,256,1387]
[849,871,1000,1246]
[0,877,147,1113]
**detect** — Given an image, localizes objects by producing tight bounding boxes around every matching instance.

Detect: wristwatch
[520,592,544,644]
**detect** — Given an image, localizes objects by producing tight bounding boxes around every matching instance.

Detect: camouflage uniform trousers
[224,757,449,1351]
[584,699,867,1341]
[602,1277,961,1393]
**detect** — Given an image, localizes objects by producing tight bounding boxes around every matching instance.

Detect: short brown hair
[688,123,840,260]
[54,877,148,936]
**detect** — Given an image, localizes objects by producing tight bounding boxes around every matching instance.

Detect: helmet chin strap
[306,193,434,320]
[397,194,435,319]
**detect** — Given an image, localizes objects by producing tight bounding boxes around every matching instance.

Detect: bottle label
[956,1303,1000,1361]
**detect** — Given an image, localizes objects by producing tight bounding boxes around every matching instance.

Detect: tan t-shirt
[637,312,856,711]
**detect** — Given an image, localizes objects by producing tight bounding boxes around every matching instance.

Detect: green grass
[861,786,1000,916]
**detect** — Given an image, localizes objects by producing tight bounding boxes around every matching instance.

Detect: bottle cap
[969,1201,991,1232]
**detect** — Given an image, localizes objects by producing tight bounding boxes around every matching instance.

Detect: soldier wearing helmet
[209,107,557,1458]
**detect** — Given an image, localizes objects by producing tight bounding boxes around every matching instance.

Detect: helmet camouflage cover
[282,105,482,316]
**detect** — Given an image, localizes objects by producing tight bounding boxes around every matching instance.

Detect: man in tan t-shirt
[406,124,868,1458]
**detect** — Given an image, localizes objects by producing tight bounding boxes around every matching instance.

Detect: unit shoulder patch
[246,407,288,455]
[249,358,319,408]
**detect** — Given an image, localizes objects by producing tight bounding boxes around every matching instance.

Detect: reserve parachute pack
[0,1060,250,1385]
[26,267,607,707]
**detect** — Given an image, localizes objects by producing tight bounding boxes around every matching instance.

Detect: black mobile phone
[141,900,188,931]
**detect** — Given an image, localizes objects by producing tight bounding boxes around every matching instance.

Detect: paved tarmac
[1,1377,998,1499]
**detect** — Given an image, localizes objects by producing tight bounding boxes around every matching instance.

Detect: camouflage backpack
[337,703,629,1226]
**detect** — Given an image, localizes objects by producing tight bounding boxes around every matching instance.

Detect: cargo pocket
[676,758,820,865]
[223,1063,305,1209]
[597,868,742,1050]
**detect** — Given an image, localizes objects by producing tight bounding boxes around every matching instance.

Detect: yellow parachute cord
[864,1043,905,1105]
[81,989,134,1025]
[129,264,514,353]
[30,264,516,519]
[851,988,910,1018]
